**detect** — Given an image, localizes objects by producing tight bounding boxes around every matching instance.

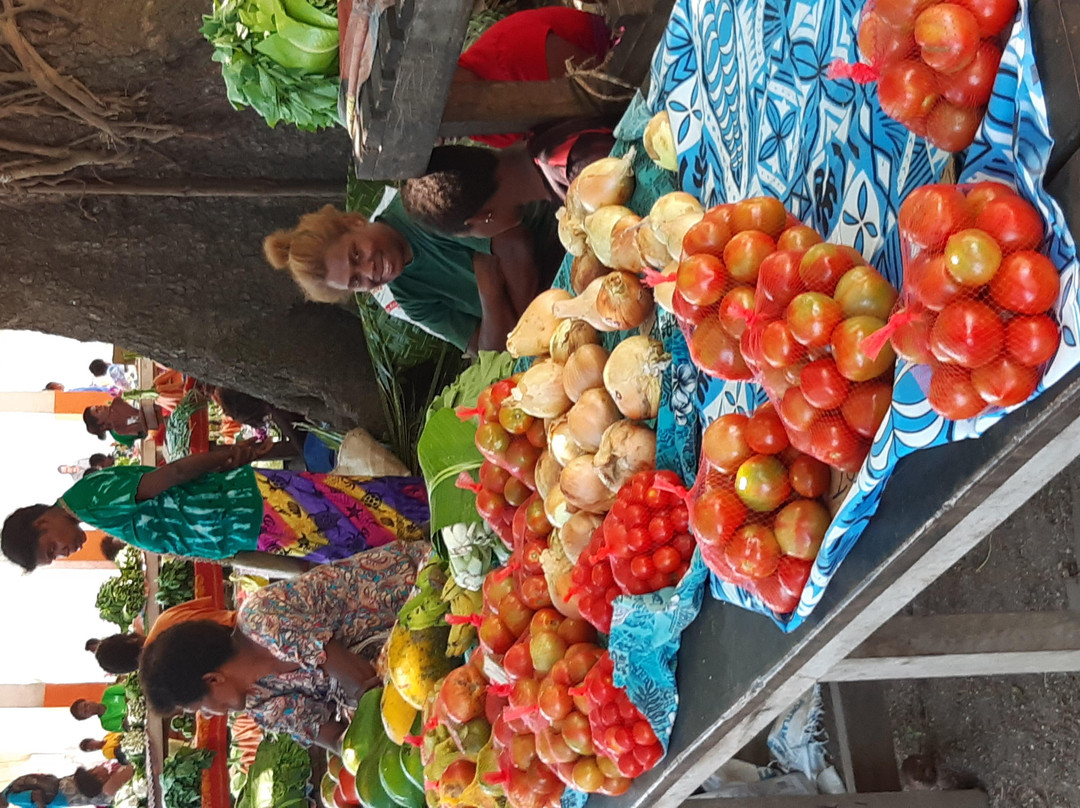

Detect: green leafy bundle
[162,748,216,808]
[234,734,311,808]
[95,547,145,632]
[200,0,340,131]
[155,559,195,610]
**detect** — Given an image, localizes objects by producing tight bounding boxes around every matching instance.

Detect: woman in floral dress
[138,541,429,751]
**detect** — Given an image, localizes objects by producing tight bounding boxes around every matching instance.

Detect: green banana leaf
[283,0,337,29]
[417,408,484,534]
[275,11,339,54]
[254,33,337,72]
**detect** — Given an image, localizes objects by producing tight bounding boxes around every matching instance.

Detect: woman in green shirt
[1,439,429,571]
[70,685,127,733]
[264,191,556,354]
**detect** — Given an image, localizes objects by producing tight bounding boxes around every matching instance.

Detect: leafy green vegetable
[162,748,215,808]
[200,0,340,131]
[156,559,195,610]
[96,547,145,632]
[425,351,516,422]
[235,734,311,808]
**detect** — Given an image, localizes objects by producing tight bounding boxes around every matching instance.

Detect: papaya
[342,686,385,775]
[381,680,419,745]
[356,736,398,808]
[386,623,456,710]
[399,742,424,793]
[379,741,424,808]
[320,772,338,807]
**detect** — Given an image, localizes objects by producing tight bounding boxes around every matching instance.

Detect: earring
[484,213,494,224]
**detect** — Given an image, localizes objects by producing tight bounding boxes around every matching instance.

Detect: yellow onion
[651,260,679,314]
[610,216,647,271]
[560,455,616,514]
[603,335,671,419]
[566,148,636,215]
[661,211,704,261]
[541,533,583,620]
[566,388,622,452]
[643,111,678,172]
[506,288,571,358]
[636,220,670,268]
[549,319,598,365]
[649,192,704,250]
[549,418,586,466]
[570,251,608,295]
[593,420,656,491]
[557,206,588,256]
[534,449,563,502]
[562,343,609,402]
[513,359,571,418]
[595,270,653,331]
[544,485,575,528]
[560,512,604,563]
[584,205,636,267]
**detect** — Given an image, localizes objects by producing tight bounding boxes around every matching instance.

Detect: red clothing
[458,8,610,148]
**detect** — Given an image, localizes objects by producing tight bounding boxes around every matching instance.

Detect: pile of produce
[96,547,145,632]
[871,181,1062,418]
[200,0,341,130]
[156,559,195,610]
[161,748,215,808]
[235,734,311,808]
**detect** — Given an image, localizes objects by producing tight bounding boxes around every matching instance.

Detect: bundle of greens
[162,748,216,808]
[200,0,341,131]
[155,559,195,609]
[95,548,145,632]
[234,734,311,808]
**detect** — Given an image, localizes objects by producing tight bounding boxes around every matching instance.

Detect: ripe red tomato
[975,195,1043,252]
[787,292,845,347]
[971,355,1039,407]
[938,40,1001,108]
[841,381,892,439]
[914,4,981,74]
[944,228,1003,287]
[878,60,940,124]
[732,197,788,238]
[702,413,752,473]
[966,181,1017,215]
[1005,314,1059,366]
[724,524,782,578]
[800,358,852,410]
[780,387,824,431]
[777,554,814,597]
[777,225,822,252]
[672,287,709,327]
[898,185,972,249]
[809,419,866,472]
[758,249,808,314]
[745,405,790,455]
[927,365,985,419]
[734,455,792,512]
[691,485,747,546]
[989,251,1060,314]
[718,285,757,337]
[833,264,899,320]
[676,253,727,307]
[832,316,895,382]
[858,11,917,66]
[911,254,963,310]
[929,299,1003,368]
[480,614,515,654]
[891,312,935,364]
[956,0,1018,37]
[925,100,982,152]
[788,454,831,498]
[798,244,856,293]
[683,217,732,258]
[875,0,937,30]
[724,230,777,284]
[755,573,802,614]
[691,317,753,380]
[759,320,806,369]
[773,499,831,560]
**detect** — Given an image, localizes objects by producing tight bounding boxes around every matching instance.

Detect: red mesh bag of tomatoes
[567,525,619,633]
[668,196,831,381]
[672,405,832,615]
[742,237,898,473]
[477,565,536,667]
[827,0,1017,151]
[599,469,697,596]
[868,181,1062,420]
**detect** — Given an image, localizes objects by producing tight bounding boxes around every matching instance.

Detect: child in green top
[70,684,127,733]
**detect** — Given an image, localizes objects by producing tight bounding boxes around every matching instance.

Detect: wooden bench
[350,0,673,180]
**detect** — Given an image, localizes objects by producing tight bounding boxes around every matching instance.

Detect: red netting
[874,181,1062,419]
[743,242,898,473]
[510,493,554,612]
[477,565,535,667]
[827,0,1017,151]
[568,525,619,633]
[581,653,662,782]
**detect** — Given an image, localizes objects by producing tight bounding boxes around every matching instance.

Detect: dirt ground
[884,454,1080,808]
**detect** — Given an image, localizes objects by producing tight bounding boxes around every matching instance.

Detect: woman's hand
[219,438,274,470]
[323,640,381,703]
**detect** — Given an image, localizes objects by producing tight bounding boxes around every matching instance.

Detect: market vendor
[0,766,132,808]
[70,684,127,733]
[83,398,161,442]
[139,541,429,751]
[79,735,127,765]
[264,195,556,354]
[93,597,237,674]
[0,439,429,570]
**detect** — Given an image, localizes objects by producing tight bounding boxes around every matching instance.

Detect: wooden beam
[825,612,1080,681]
[829,682,901,793]
[684,792,988,808]
[18,179,344,198]
[439,79,621,137]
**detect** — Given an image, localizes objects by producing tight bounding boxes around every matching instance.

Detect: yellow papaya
[386,623,456,710]
[381,681,419,745]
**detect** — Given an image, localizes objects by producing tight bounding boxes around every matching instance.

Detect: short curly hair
[95,633,145,674]
[140,620,236,714]
[1,503,50,572]
[83,408,107,439]
[400,145,500,234]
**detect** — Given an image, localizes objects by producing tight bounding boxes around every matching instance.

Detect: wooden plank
[684,792,988,808]
[143,552,162,630]
[828,682,901,793]
[439,79,620,137]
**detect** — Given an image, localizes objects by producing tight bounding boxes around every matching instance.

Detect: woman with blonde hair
[263,193,556,354]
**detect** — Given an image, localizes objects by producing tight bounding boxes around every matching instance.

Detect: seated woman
[457,7,612,148]
[1,438,429,571]
[1,767,132,807]
[139,542,429,751]
[84,398,162,443]
[265,193,555,354]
